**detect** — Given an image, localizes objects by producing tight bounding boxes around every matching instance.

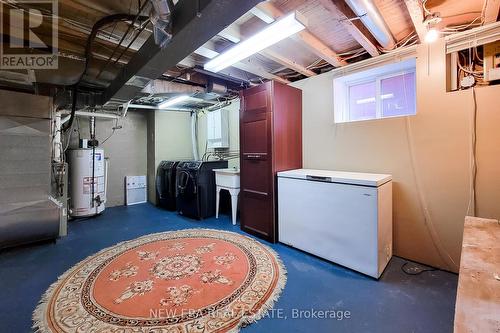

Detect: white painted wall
[291,39,500,272]
[147,110,194,203]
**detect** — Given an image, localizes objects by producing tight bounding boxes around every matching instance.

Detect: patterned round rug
[33,229,286,333]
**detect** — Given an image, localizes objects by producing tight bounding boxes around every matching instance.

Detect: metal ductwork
[207,81,228,95]
[149,0,174,48]
[141,80,205,94]
[103,0,261,104]
[344,0,396,50]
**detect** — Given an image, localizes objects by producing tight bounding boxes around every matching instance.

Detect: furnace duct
[149,0,174,48]
[344,0,396,50]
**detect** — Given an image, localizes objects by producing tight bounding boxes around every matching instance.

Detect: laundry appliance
[176,160,228,219]
[156,161,179,211]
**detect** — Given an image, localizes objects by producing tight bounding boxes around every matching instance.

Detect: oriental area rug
[33,229,286,333]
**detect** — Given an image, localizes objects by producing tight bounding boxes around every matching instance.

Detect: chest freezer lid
[277,169,392,187]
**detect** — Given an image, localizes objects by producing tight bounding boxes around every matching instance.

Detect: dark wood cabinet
[239,81,302,243]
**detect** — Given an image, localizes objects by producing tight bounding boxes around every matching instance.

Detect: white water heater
[68,148,107,217]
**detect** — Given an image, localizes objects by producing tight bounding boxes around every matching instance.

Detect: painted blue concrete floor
[0,203,458,333]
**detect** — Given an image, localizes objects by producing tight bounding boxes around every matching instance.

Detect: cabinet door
[240,85,276,242]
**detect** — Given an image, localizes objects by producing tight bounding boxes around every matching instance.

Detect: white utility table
[214,168,240,225]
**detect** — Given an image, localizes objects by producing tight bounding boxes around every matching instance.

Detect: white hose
[191,112,199,160]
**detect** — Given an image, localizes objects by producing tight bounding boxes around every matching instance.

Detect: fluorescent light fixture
[425,28,439,43]
[204,12,306,73]
[158,95,190,109]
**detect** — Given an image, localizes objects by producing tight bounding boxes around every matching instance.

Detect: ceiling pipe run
[344,0,396,50]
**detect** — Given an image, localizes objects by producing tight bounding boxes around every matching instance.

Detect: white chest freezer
[278,169,393,278]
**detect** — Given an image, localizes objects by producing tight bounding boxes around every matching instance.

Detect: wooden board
[454,216,500,333]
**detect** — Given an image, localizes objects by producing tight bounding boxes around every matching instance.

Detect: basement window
[333,58,416,123]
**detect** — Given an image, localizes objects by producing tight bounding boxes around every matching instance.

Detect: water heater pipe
[191,112,200,160]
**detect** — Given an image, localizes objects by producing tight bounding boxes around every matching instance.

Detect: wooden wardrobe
[239,81,302,243]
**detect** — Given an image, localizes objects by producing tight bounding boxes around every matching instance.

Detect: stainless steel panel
[0,200,60,249]
[0,90,52,118]
[0,97,59,248]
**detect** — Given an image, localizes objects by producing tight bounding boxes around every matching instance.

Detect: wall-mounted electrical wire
[456,47,489,89]
[100,118,123,145]
[466,87,478,217]
[378,32,418,53]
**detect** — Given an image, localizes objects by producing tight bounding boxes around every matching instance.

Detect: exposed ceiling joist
[178,57,196,68]
[234,60,289,83]
[255,2,347,67]
[178,55,254,85]
[102,0,261,103]
[218,25,242,43]
[404,0,427,42]
[249,7,276,23]
[216,24,316,77]
[319,0,380,57]
[195,45,290,84]
[260,49,316,76]
[483,0,500,24]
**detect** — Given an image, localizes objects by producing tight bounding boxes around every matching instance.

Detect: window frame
[334,58,417,123]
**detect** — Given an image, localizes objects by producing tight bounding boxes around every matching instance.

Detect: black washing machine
[176,160,228,219]
[156,161,179,211]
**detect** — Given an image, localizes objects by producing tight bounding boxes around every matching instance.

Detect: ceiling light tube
[204,12,306,73]
[158,95,190,109]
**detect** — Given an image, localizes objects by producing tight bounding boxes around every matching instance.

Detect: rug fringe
[32,236,145,333]
[32,228,288,333]
[228,242,288,333]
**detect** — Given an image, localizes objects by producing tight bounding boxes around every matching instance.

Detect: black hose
[63,85,78,132]
[95,1,151,79]
[81,14,147,84]
[111,19,150,68]
[62,13,147,132]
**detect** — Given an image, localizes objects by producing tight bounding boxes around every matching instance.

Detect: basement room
[1,0,499,332]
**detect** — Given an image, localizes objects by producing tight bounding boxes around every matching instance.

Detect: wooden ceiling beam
[256,2,347,67]
[218,25,242,43]
[260,49,316,76]
[249,7,275,23]
[319,0,380,57]
[404,0,427,43]
[483,0,500,24]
